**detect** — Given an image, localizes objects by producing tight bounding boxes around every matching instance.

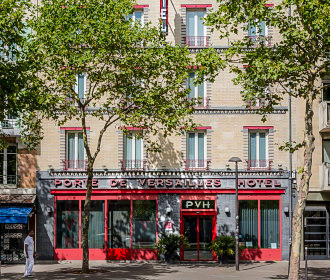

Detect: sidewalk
[0,260,329,280]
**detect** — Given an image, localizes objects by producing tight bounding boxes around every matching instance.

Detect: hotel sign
[53,178,282,189]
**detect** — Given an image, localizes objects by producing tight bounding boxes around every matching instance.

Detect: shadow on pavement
[270,266,330,280]
[1,263,177,280]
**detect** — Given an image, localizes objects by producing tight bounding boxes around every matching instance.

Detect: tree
[28,0,198,273]
[0,0,33,147]
[201,0,329,279]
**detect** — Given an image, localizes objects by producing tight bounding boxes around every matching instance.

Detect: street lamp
[229,156,242,271]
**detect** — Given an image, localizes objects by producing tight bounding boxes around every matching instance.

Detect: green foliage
[200,0,329,120]
[279,141,304,153]
[26,0,198,155]
[209,235,236,259]
[155,234,189,258]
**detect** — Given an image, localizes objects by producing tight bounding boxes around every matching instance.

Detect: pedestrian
[23,230,36,278]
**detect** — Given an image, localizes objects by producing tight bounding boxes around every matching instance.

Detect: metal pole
[235,162,239,271]
[305,246,308,280]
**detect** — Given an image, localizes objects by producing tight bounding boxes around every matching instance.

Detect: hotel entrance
[180,196,217,261]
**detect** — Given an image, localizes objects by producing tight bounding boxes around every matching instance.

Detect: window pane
[78,74,85,98]
[197,11,204,36]
[67,133,75,161]
[261,200,279,249]
[82,200,105,249]
[7,146,17,153]
[198,80,204,98]
[187,12,195,36]
[135,137,142,161]
[133,200,156,248]
[135,11,142,23]
[56,200,79,248]
[248,22,256,36]
[108,200,131,248]
[259,132,266,167]
[77,133,84,161]
[188,133,195,160]
[323,140,330,163]
[7,153,16,184]
[188,72,195,98]
[125,134,132,161]
[126,13,133,21]
[198,133,204,164]
[239,200,258,248]
[249,133,257,163]
[258,21,266,36]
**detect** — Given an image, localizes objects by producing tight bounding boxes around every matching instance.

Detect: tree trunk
[288,96,315,280]
[81,164,94,273]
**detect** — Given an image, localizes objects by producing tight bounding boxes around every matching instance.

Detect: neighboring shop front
[36,170,291,261]
[0,194,36,263]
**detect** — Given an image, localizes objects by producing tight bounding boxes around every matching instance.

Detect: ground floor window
[239,198,280,249]
[55,197,157,250]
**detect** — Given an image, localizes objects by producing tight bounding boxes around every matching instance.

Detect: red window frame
[53,194,158,260]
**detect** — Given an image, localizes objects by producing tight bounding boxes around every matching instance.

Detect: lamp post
[229,156,242,271]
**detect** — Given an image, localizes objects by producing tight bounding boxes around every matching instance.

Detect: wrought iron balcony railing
[62,160,87,171]
[247,35,272,47]
[185,36,210,47]
[246,160,272,170]
[0,175,18,185]
[121,160,146,171]
[0,119,19,129]
[188,97,210,109]
[184,159,211,171]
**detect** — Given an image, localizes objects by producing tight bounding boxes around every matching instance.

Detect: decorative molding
[194,106,287,114]
[181,4,212,8]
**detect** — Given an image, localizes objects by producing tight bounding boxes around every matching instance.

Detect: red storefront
[43,173,288,262]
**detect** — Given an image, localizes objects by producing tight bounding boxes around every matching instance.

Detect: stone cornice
[194,106,288,114]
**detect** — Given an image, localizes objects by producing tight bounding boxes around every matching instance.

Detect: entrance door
[183,214,215,260]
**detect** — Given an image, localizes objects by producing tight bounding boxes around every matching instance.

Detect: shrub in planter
[209,235,236,264]
[155,234,189,263]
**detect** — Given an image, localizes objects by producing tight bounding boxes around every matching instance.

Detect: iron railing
[0,119,19,129]
[188,97,210,109]
[184,159,211,171]
[121,160,147,171]
[247,35,272,47]
[246,160,272,170]
[62,160,87,171]
[0,175,18,185]
[185,36,210,47]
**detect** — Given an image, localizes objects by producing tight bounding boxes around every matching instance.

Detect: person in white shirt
[23,230,36,278]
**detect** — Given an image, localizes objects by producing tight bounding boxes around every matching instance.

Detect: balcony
[121,160,146,171]
[0,175,18,186]
[319,163,330,191]
[185,36,210,48]
[247,36,272,47]
[188,97,210,109]
[62,160,87,171]
[0,118,20,136]
[184,159,211,171]
[319,101,330,132]
[246,160,272,171]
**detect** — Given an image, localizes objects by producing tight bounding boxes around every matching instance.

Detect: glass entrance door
[183,215,214,260]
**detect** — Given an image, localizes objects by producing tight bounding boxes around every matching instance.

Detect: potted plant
[209,235,236,264]
[155,234,189,263]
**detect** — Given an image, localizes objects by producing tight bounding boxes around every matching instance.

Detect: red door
[181,213,216,261]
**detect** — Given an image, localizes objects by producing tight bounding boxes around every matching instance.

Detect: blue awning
[0,207,32,223]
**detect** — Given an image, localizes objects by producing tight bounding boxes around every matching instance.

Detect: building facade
[0,118,36,263]
[33,0,301,262]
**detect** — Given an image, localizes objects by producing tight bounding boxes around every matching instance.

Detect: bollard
[305,246,308,280]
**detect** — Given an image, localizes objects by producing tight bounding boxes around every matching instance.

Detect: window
[123,132,144,170]
[188,72,208,108]
[186,10,208,47]
[81,200,105,249]
[248,131,268,169]
[74,74,86,99]
[133,200,157,248]
[127,10,143,26]
[65,131,85,170]
[248,20,270,46]
[186,132,207,170]
[239,199,280,249]
[56,200,79,248]
[108,200,131,248]
[0,145,17,185]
